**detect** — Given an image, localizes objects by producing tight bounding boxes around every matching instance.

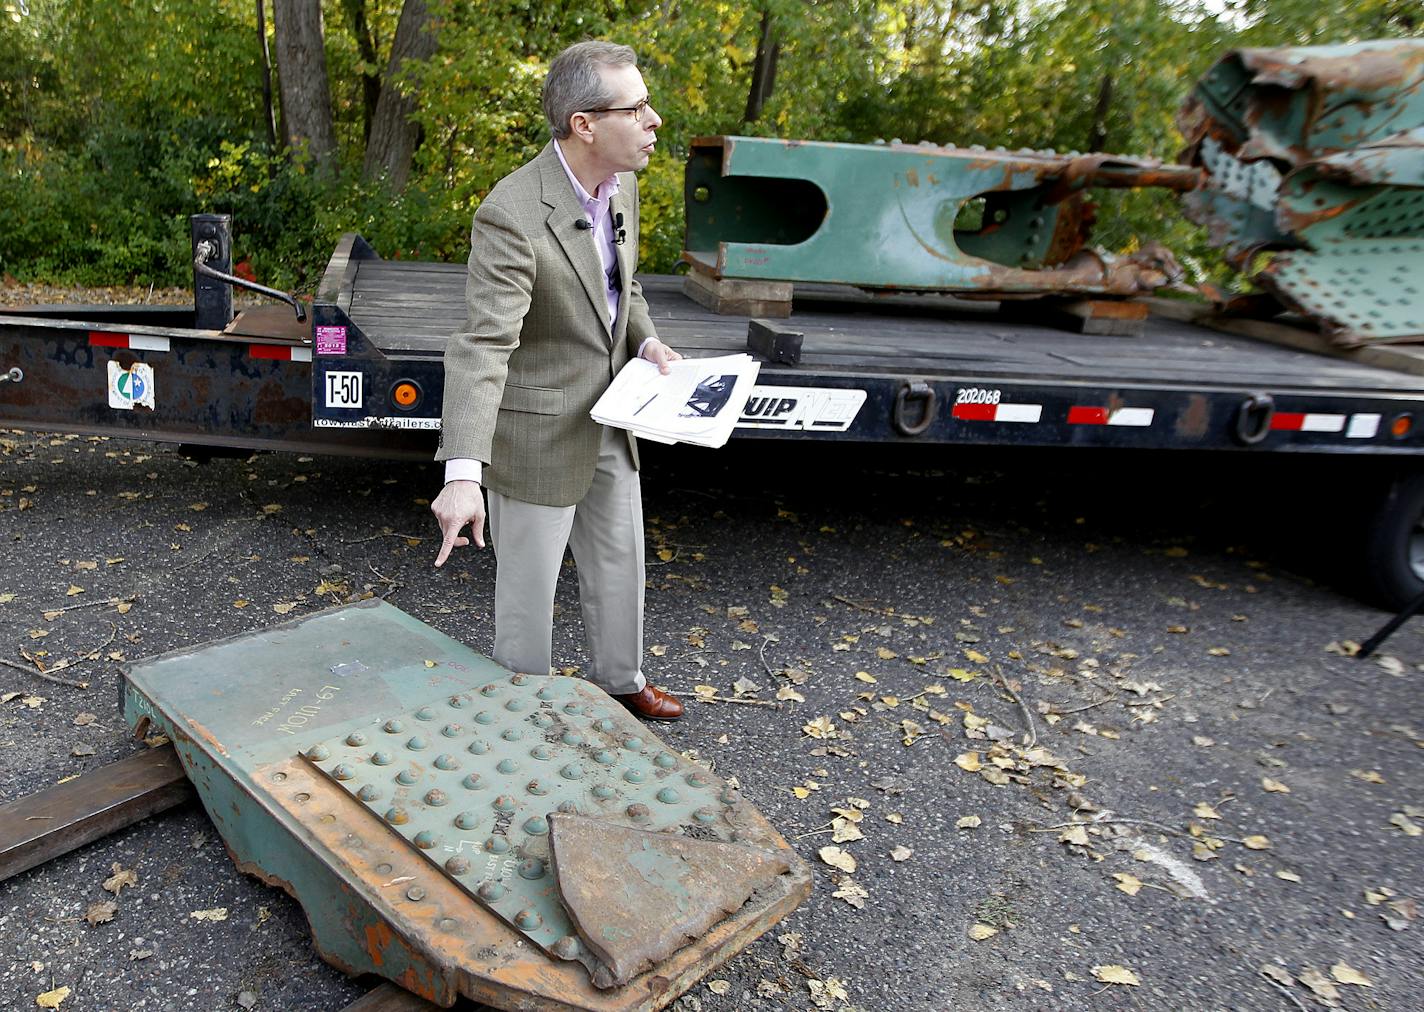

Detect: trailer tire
[1359,473,1424,611]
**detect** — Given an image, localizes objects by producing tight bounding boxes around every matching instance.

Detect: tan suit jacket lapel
[539,144,613,339]
[610,184,633,342]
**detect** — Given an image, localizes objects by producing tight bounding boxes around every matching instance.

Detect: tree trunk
[271,0,337,171]
[255,0,278,151]
[341,0,382,146]
[362,0,436,187]
[742,9,780,125]
[1088,72,1113,153]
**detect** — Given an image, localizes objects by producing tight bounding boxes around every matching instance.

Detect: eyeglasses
[583,97,651,122]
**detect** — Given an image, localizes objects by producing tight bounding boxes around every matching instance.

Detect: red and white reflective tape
[1346,414,1381,439]
[88,331,170,353]
[1067,406,1154,427]
[1269,412,1344,433]
[951,402,1043,423]
[248,344,313,362]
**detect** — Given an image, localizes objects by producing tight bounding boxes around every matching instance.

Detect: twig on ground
[342,531,425,545]
[1050,692,1119,715]
[42,594,137,617]
[368,563,403,601]
[758,636,776,678]
[1243,959,1310,1012]
[691,692,778,708]
[647,547,679,566]
[830,594,889,615]
[1026,816,1189,839]
[0,655,89,689]
[992,664,1037,748]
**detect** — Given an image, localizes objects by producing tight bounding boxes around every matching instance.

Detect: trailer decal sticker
[736,386,866,431]
[951,400,1043,423]
[1270,412,1345,433]
[955,387,1001,406]
[107,361,155,411]
[324,372,364,409]
[1347,414,1381,439]
[249,344,312,362]
[313,416,441,430]
[1067,406,1155,427]
[88,331,170,353]
[315,326,348,356]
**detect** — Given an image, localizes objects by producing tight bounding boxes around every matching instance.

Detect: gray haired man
[430,41,685,721]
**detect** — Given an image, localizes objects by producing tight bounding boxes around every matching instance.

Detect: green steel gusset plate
[299,673,772,988]
[1181,41,1424,346]
[683,135,1199,296]
[120,600,811,1009]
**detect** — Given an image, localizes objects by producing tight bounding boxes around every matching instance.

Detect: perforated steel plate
[301,671,738,980]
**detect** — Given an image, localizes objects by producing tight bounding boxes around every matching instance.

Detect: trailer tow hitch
[193,240,306,322]
[1,367,22,384]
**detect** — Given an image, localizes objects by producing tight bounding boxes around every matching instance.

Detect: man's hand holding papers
[591,353,761,448]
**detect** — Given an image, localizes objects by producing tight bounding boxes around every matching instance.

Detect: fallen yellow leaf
[1092,964,1140,986]
[36,986,71,1008]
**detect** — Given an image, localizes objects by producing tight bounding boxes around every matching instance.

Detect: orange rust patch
[365,919,395,967]
[185,717,229,757]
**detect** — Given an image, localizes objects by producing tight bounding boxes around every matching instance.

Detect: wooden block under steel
[0,744,193,883]
[682,270,792,319]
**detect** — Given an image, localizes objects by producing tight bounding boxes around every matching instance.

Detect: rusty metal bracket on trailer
[119,600,810,1009]
[683,135,1200,296]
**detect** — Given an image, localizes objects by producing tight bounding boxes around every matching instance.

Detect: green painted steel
[684,136,1197,295]
[1180,40,1424,345]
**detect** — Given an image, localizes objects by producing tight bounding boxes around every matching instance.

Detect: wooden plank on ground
[337,983,447,1012]
[0,745,193,883]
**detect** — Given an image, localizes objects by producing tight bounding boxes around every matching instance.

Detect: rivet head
[382,719,403,734]
[593,718,615,732]
[523,816,549,836]
[370,750,393,766]
[448,694,468,708]
[384,806,409,825]
[424,789,449,807]
[560,763,584,780]
[271,771,287,782]
[594,749,617,765]
[592,785,615,800]
[537,686,558,700]
[406,735,428,751]
[531,713,554,729]
[694,806,719,824]
[480,683,500,696]
[563,702,584,715]
[493,795,517,813]
[441,723,462,738]
[686,772,710,787]
[656,787,680,804]
[518,857,546,879]
[510,674,528,686]
[478,881,506,901]
[622,736,644,751]
[484,835,510,854]
[654,752,677,769]
[626,803,651,821]
[504,698,526,712]
[530,745,552,760]
[413,830,438,849]
[344,732,367,747]
[623,769,645,784]
[331,763,355,781]
[304,744,330,761]
[294,792,311,804]
[415,706,435,721]
[445,855,471,875]
[357,785,381,803]
[461,773,484,790]
[396,768,418,786]
[526,779,548,796]
[474,710,496,725]
[467,740,490,755]
[515,908,542,930]
[720,786,738,804]
[496,758,519,774]
[561,731,584,746]
[501,728,524,742]
[405,885,426,901]
[455,811,480,830]
[552,935,583,959]
[557,800,579,814]
[434,754,459,771]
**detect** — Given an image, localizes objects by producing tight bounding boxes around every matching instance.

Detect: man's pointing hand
[432,480,486,567]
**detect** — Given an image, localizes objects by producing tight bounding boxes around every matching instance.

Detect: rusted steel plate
[683,135,1198,297]
[120,601,810,1010]
[0,744,193,884]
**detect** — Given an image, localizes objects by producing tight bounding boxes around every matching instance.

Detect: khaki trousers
[487,426,647,695]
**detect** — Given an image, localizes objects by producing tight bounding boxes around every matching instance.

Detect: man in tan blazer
[431,41,685,721]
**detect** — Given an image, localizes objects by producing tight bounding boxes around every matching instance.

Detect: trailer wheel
[1360,473,1424,610]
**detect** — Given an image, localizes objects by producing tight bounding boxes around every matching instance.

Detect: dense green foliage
[0,0,1417,290]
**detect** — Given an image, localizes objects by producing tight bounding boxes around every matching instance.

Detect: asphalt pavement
[1,431,1421,1012]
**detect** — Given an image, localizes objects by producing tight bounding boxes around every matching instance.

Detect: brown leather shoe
[614,684,684,721]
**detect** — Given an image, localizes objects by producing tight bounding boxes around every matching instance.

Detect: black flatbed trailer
[5,232,1424,604]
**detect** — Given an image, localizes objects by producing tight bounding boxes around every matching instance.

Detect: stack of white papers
[591,353,762,448]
